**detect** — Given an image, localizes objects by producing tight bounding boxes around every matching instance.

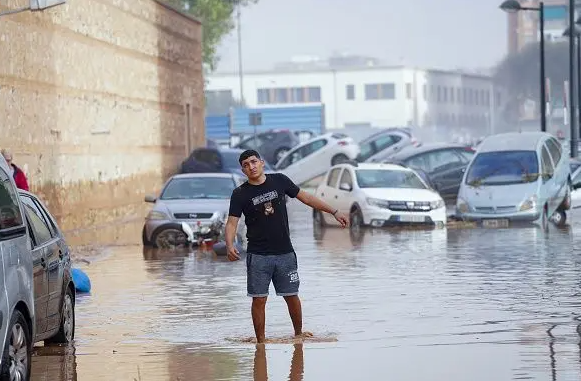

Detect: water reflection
[254,344,304,381]
[32,345,77,381]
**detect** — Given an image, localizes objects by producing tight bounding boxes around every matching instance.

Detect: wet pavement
[32,199,581,380]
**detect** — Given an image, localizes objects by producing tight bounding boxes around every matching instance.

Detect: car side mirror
[144,194,156,203]
[339,183,352,192]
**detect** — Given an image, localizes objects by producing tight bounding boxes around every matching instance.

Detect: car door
[419,149,467,197]
[335,168,355,217]
[317,167,342,224]
[545,137,567,198]
[20,199,51,335]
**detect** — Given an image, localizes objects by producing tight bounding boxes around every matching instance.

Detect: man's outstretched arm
[295,190,349,227]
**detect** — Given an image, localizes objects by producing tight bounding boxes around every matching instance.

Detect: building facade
[206,66,499,132]
[508,0,581,54]
[0,0,205,239]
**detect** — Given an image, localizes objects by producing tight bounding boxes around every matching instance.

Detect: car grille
[387,201,432,212]
[474,206,516,214]
[173,212,214,219]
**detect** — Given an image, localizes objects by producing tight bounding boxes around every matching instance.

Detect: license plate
[482,219,509,228]
[399,215,426,223]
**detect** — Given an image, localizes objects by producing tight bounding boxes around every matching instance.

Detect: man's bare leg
[252,297,268,343]
[283,295,303,336]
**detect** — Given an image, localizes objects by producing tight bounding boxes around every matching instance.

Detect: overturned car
[142,173,247,251]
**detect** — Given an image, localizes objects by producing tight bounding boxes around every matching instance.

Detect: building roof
[208,65,492,80]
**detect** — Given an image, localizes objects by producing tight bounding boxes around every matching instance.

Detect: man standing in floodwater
[225,149,349,344]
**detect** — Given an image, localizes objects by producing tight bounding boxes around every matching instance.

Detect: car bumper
[144,219,214,241]
[455,209,540,223]
[362,207,447,227]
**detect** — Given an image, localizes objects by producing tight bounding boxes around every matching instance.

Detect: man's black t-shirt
[228,173,300,255]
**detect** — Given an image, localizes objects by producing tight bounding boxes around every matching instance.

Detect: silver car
[142,173,247,248]
[356,128,418,163]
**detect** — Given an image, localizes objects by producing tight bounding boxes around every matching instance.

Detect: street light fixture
[499,0,547,133]
[563,25,581,149]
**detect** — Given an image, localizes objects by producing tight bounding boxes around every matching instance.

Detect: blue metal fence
[205,115,230,140]
[231,105,325,134]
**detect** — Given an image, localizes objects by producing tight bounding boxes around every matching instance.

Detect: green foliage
[164,0,258,72]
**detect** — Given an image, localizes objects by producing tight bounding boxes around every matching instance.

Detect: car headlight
[519,195,537,211]
[146,210,169,220]
[456,198,470,214]
[367,197,389,208]
[430,199,445,209]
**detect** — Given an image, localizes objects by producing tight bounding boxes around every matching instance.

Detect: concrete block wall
[0,0,205,242]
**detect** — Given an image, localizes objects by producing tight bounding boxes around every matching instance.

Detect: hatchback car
[455,132,571,228]
[142,173,247,248]
[232,130,301,165]
[357,128,418,163]
[274,132,360,185]
[313,162,446,229]
[0,157,75,381]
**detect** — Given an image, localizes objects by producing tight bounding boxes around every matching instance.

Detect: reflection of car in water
[142,173,247,249]
[456,132,571,229]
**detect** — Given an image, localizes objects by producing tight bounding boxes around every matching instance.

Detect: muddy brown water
[32,199,581,380]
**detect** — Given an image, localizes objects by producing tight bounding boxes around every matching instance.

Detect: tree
[493,41,570,121]
[163,0,257,72]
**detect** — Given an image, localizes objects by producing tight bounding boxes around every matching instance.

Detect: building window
[307,87,321,102]
[291,87,305,103]
[405,83,412,99]
[257,89,270,104]
[365,83,395,100]
[346,84,355,100]
[275,88,288,103]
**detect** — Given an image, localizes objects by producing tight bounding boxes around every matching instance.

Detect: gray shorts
[246,252,299,297]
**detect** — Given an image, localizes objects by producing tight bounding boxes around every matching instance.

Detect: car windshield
[160,177,235,200]
[221,151,273,171]
[355,169,427,189]
[465,150,539,186]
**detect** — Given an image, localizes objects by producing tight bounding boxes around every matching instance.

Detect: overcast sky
[215,0,507,73]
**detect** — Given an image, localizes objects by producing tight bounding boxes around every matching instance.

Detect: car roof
[387,142,469,160]
[169,173,236,180]
[477,132,551,153]
[336,162,411,172]
[359,128,411,143]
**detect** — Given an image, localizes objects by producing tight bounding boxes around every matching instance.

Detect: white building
[206,66,501,130]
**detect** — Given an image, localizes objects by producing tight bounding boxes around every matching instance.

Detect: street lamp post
[563,25,581,149]
[500,0,547,133]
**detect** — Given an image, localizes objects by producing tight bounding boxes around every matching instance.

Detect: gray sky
[215,0,507,73]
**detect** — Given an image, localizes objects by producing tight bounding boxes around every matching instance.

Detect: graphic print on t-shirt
[252,190,278,216]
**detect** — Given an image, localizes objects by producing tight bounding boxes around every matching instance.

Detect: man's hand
[334,212,349,228]
[227,244,241,261]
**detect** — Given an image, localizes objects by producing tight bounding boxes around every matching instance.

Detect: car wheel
[350,208,364,233]
[142,226,152,246]
[45,287,75,345]
[274,147,290,162]
[0,310,31,381]
[151,223,189,249]
[331,154,349,166]
[550,209,567,227]
[313,210,326,227]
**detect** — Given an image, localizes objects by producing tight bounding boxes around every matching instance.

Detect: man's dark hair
[239,149,261,164]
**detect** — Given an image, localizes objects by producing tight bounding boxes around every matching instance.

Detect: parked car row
[0,156,75,381]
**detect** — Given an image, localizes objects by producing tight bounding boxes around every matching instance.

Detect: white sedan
[313,162,447,228]
[274,132,360,186]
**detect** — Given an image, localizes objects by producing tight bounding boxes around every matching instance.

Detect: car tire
[331,154,349,166]
[550,209,567,227]
[142,226,152,246]
[45,287,75,345]
[0,310,32,381]
[313,210,326,227]
[151,223,189,249]
[350,208,364,231]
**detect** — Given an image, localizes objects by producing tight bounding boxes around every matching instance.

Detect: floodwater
[32,199,581,380]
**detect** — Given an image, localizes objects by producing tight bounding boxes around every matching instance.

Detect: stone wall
[0,0,205,242]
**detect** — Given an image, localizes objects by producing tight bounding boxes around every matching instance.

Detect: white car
[570,158,581,210]
[274,132,360,185]
[312,162,447,228]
